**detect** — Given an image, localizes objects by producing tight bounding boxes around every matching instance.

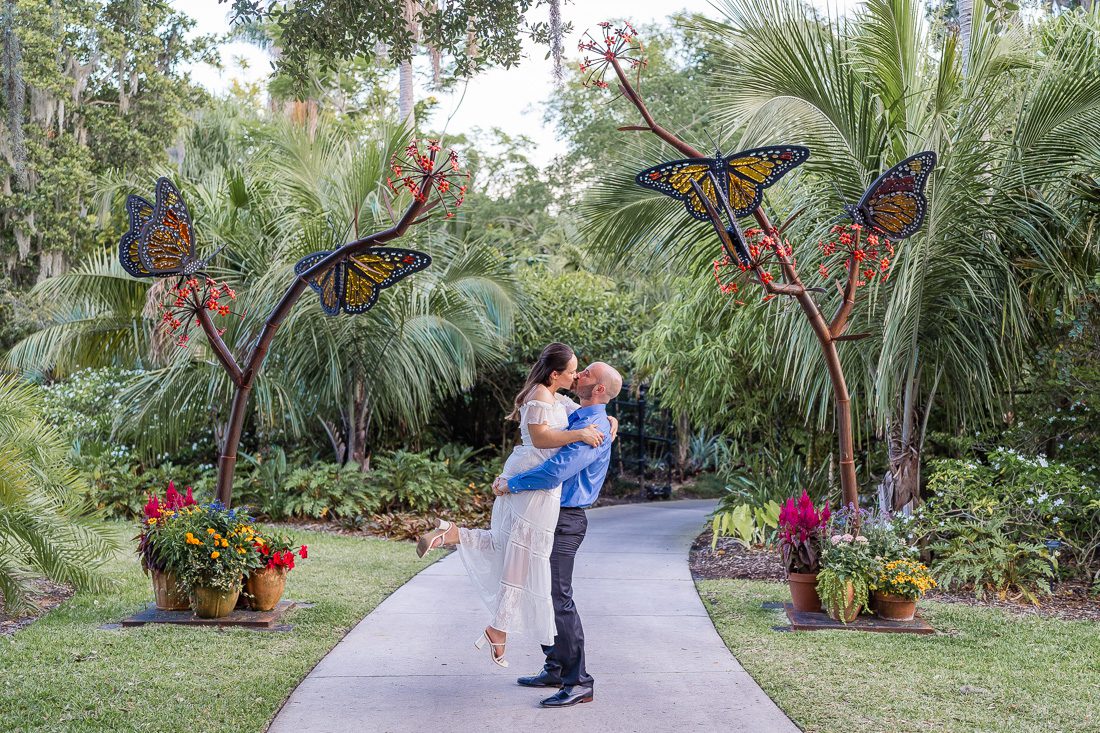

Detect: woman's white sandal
[475,628,509,668]
[415,519,453,558]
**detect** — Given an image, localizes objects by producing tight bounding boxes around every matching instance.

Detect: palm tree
[579,0,1100,509]
[0,375,121,614]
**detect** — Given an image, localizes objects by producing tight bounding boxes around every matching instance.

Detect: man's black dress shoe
[539,684,594,707]
[517,670,563,688]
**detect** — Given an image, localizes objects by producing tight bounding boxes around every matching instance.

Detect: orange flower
[210,551,220,559]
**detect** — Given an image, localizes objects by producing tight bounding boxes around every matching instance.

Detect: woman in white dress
[415,343,610,667]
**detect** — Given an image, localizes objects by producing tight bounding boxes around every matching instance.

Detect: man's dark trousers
[540,507,594,687]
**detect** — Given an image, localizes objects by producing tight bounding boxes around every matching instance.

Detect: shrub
[918,449,1099,594]
[368,449,468,514]
[277,463,381,520]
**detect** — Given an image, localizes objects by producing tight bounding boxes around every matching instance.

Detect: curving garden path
[267,499,798,733]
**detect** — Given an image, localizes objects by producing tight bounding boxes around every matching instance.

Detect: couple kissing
[416,342,622,708]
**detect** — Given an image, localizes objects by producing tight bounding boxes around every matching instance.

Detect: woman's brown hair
[508,342,575,420]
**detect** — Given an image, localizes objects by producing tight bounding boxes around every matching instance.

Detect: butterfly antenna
[703,128,721,158]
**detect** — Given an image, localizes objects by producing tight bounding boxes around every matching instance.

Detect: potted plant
[817,532,874,623]
[872,559,936,621]
[136,482,197,610]
[777,490,830,611]
[243,531,308,611]
[171,501,263,618]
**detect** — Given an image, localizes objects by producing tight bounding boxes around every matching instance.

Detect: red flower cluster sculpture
[386,138,469,219]
[578,20,646,89]
[159,276,239,348]
[818,223,895,286]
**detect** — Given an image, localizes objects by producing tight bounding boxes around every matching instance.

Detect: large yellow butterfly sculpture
[635,145,810,221]
[843,151,937,240]
[294,248,432,316]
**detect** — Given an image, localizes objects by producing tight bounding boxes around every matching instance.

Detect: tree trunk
[958,0,973,77]
[398,60,415,126]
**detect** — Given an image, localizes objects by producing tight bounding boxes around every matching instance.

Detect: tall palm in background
[580,0,1100,508]
[5,110,516,467]
[0,375,120,614]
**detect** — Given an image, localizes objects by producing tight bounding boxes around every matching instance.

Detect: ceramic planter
[190,585,241,619]
[151,569,189,611]
[244,566,288,612]
[788,572,822,612]
[825,580,861,623]
[873,591,917,621]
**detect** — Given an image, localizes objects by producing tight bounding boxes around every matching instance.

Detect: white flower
[842,533,854,542]
[1052,517,1060,524]
[1026,498,1034,505]
[1053,498,1065,507]
[855,536,869,545]
[831,534,844,545]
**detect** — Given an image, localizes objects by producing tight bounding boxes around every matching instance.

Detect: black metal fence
[607,382,674,500]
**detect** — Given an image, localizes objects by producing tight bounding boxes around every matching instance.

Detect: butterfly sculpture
[635,145,810,222]
[843,151,937,240]
[294,248,432,316]
[119,177,220,278]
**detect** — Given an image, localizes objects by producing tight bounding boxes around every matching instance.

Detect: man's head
[573,362,623,405]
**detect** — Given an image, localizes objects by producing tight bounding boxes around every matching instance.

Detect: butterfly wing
[295,251,346,316]
[341,248,433,314]
[139,177,198,276]
[853,151,937,240]
[722,145,811,217]
[119,194,156,278]
[635,159,722,222]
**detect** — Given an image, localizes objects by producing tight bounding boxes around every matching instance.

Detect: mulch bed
[690,528,1100,623]
[0,579,74,637]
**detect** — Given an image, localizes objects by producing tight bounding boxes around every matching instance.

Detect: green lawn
[698,579,1100,733]
[1,528,435,732]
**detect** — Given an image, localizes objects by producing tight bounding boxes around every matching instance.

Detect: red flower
[299,545,308,559]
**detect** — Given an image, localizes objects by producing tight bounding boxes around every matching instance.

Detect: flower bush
[137,481,198,574]
[777,490,830,573]
[253,531,308,572]
[817,531,875,623]
[167,501,263,593]
[875,559,936,600]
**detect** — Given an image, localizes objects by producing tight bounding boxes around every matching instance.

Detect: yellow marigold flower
[237,549,245,554]
[147,518,157,525]
[221,539,228,547]
[211,551,220,559]
[207,528,216,535]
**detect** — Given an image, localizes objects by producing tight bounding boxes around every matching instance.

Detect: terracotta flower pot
[788,572,822,612]
[826,580,861,624]
[245,566,288,612]
[190,585,241,619]
[151,569,189,611]
[873,591,917,621]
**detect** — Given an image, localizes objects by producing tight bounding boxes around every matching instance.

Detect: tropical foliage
[0,375,119,614]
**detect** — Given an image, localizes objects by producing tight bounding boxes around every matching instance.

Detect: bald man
[493,361,623,708]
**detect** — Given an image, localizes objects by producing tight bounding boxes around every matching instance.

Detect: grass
[697,579,1100,733]
[0,527,435,732]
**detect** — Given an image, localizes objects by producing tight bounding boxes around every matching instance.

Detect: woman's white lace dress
[457,392,579,645]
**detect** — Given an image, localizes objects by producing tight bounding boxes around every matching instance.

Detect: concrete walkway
[268,499,798,733]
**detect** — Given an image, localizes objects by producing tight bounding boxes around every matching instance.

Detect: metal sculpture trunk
[606,56,864,507]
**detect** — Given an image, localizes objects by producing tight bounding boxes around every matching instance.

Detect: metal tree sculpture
[580,22,935,508]
[119,139,468,506]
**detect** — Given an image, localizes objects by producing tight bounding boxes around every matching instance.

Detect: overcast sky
[172,0,862,167]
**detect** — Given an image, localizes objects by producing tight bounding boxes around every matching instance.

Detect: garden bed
[0,579,74,637]
[690,529,1100,622]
